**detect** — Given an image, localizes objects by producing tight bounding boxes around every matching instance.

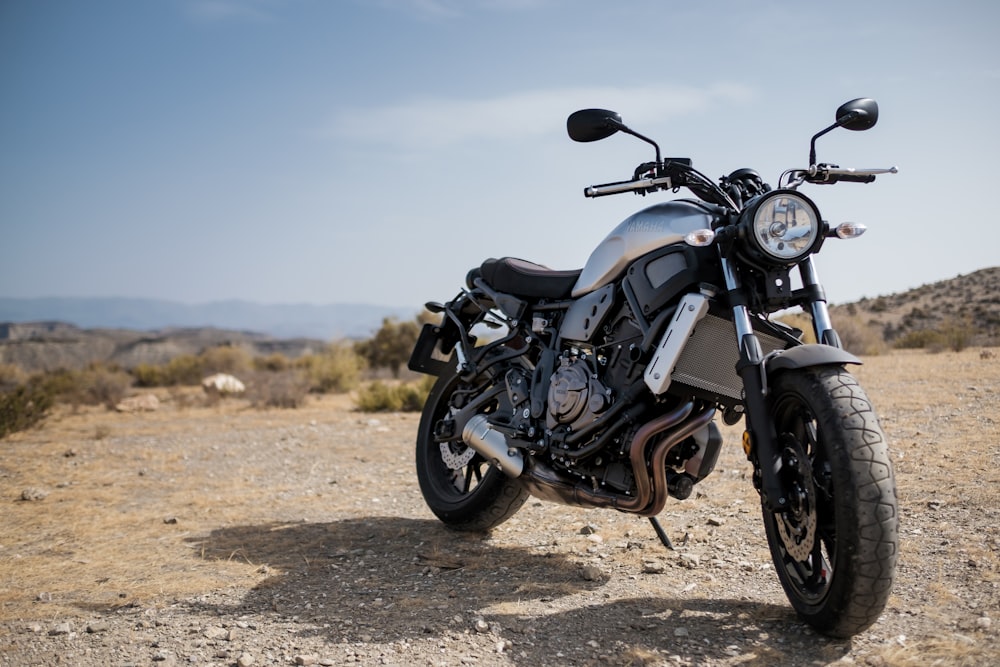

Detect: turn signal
[742,431,753,457]
[833,222,867,239]
[684,229,716,247]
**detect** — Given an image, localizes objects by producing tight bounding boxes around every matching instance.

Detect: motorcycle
[408,98,899,638]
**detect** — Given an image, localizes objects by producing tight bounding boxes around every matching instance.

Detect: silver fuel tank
[572,201,714,297]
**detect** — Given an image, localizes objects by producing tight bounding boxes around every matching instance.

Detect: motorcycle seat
[468,257,581,300]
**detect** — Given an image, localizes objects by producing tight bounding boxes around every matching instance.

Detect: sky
[2,0,998,315]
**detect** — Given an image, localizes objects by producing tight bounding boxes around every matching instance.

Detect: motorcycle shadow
[186,516,850,665]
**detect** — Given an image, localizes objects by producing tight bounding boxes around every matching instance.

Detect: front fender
[766,344,861,374]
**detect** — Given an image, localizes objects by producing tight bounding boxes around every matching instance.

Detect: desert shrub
[199,345,251,375]
[834,316,888,356]
[355,316,421,378]
[0,380,54,438]
[32,364,132,409]
[0,363,28,393]
[253,353,291,372]
[355,376,433,413]
[78,364,132,409]
[298,342,364,394]
[894,329,940,350]
[132,354,204,387]
[246,370,310,409]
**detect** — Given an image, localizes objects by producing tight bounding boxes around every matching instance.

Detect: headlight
[747,191,822,264]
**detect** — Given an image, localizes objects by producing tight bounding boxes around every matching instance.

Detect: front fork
[721,256,839,513]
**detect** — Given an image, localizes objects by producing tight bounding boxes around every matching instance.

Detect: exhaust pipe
[462,414,524,477]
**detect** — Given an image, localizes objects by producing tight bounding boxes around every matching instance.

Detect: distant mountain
[0,297,417,340]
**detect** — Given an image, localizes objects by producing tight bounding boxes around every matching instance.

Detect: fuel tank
[572,200,715,296]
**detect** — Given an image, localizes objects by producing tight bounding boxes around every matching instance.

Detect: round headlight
[751,192,821,263]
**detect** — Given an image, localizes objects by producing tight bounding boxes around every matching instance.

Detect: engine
[546,354,612,431]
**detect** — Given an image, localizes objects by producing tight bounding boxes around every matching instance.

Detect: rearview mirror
[567,109,623,142]
[835,98,879,131]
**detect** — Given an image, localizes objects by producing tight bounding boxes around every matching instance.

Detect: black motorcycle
[408,98,899,637]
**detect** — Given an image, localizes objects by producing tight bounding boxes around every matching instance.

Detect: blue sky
[2,0,998,314]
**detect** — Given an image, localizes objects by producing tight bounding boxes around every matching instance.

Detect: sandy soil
[1,349,998,666]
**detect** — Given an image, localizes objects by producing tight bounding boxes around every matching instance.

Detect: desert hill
[829,266,1000,347]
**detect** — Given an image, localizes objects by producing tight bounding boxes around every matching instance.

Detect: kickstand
[648,517,674,551]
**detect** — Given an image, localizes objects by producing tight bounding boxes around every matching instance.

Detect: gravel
[1,350,998,666]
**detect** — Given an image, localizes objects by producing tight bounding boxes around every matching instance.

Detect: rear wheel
[762,366,898,637]
[415,366,529,531]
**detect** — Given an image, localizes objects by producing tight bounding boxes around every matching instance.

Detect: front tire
[415,366,529,532]
[761,366,898,637]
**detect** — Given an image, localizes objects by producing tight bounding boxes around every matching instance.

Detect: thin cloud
[327,83,754,149]
[184,0,277,23]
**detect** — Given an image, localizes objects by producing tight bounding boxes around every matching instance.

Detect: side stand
[648,516,674,550]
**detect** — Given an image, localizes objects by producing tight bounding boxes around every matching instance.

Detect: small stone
[294,655,319,666]
[163,516,178,524]
[115,394,160,413]
[20,488,48,502]
[203,625,228,640]
[236,653,255,667]
[674,627,689,637]
[679,553,701,568]
[48,622,72,636]
[580,524,598,535]
[473,618,490,633]
[976,616,992,631]
[36,592,53,602]
[580,564,603,581]
[87,621,109,633]
[707,516,725,526]
[643,560,666,574]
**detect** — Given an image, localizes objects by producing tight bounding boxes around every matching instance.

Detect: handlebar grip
[832,173,876,184]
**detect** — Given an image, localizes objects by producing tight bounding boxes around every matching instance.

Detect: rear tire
[415,366,529,532]
[762,366,898,637]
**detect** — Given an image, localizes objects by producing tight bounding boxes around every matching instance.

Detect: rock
[294,654,319,665]
[707,516,726,526]
[48,622,72,636]
[236,653,255,667]
[976,616,992,631]
[202,625,228,640]
[115,393,160,412]
[201,373,246,396]
[473,618,490,633]
[20,488,48,502]
[580,564,603,581]
[643,560,667,574]
[679,553,701,568]
[674,627,690,637]
[580,523,599,535]
[86,621,109,633]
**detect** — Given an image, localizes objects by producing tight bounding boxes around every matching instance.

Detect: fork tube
[798,258,841,348]
[720,255,788,512]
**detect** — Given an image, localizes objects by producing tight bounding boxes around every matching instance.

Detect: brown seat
[467,257,582,300]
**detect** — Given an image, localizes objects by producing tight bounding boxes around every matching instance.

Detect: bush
[355,317,421,378]
[199,345,251,375]
[354,376,433,413]
[31,364,132,409]
[834,316,888,356]
[298,343,365,394]
[0,381,53,438]
[246,370,310,409]
[133,354,204,387]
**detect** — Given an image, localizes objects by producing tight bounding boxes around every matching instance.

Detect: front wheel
[415,365,529,532]
[761,366,898,638]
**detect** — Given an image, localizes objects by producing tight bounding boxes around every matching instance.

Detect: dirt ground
[1,349,998,666]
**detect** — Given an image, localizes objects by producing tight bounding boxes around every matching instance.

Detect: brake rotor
[774,442,818,561]
[439,442,476,470]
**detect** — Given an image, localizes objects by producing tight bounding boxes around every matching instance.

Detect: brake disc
[775,444,818,561]
[439,442,476,469]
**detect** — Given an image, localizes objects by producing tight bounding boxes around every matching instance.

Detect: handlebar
[804,164,898,185]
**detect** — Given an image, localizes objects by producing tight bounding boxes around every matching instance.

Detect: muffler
[462,414,524,477]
